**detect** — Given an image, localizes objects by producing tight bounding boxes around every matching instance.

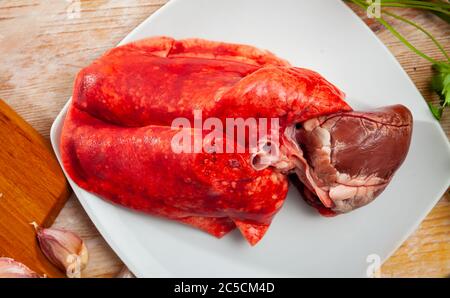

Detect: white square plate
[51,0,450,277]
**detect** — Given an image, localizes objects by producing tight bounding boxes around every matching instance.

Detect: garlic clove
[0,257,40,278]
[116,266,135,278]
[35,226,89,278]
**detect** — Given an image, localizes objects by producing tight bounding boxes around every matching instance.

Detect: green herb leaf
[428,102,443,120]
[432,62,450,106]
[429,62,450,119]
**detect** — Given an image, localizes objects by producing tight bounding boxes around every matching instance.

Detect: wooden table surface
[0,0,448,277]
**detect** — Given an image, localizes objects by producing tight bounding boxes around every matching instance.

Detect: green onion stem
[349,0,442,64]
[378,4,450,16]
[383,10,450,62]
[380,0,450,9]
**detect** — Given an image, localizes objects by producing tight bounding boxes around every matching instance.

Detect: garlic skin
[116,266,135,278]
[0,257,40,278]
[36,227,89,278]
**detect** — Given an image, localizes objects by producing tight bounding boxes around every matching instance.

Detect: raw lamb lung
[60,36,412,245]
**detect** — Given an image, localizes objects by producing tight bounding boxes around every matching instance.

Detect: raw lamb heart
[293,105,413,215]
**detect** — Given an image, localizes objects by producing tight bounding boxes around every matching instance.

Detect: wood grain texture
[0,99,70,277]
[0,0,448,277]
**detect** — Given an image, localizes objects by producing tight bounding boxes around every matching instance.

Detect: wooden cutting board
[0,99,70,278]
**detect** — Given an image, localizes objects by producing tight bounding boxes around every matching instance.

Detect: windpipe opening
[250,138,281,171]
[249,125,302,172]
